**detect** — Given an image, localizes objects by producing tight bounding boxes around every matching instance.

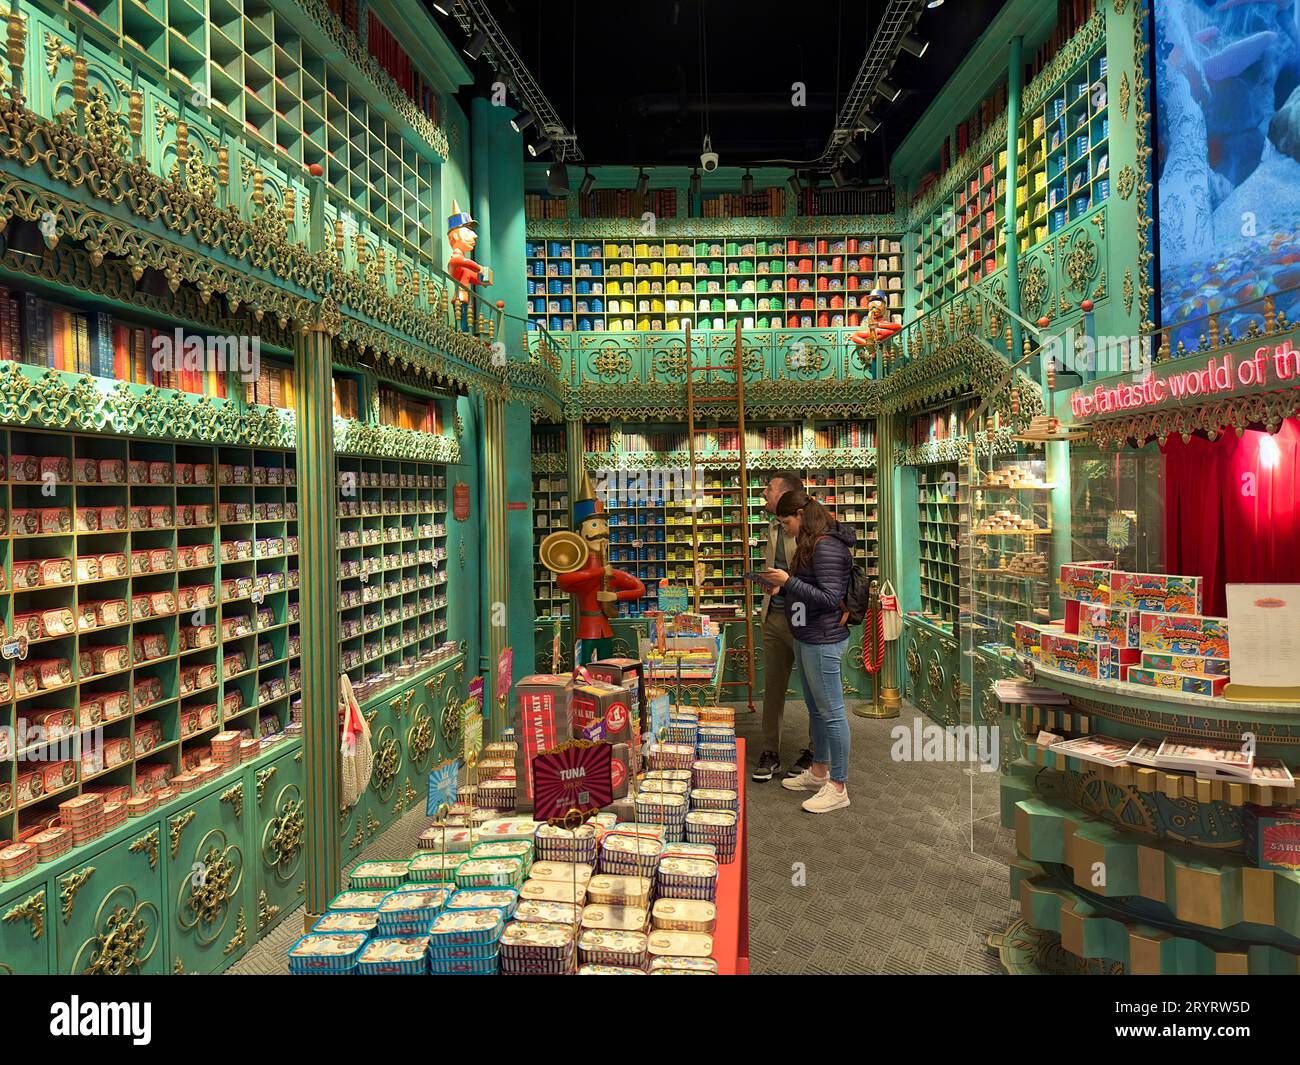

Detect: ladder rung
[695,395,738,403]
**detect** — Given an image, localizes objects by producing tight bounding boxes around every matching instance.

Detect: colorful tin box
[347,860,410,890]
[1126,667,1228,697]
[1139,652,1230,676]
[356,935,430,975]
[1138,613,1229,658]
[287,932,368,974]
[1110,571,1202,614]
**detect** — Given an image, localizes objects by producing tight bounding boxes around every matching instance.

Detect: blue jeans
[794,637,850,783]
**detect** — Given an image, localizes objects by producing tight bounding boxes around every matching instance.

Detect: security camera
[700,134,719,173]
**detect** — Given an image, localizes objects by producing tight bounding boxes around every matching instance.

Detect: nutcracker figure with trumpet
[539,474,645,665]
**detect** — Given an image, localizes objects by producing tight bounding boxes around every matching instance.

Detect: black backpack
[841,563,871,626]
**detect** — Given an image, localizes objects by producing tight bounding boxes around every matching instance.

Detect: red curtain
[1162,418,1300,616]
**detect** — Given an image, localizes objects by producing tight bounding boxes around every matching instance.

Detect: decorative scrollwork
[372,727,401,797]
[257,889,280,932]
[74,887,159,975]
[262,785,305,881]
[3,892,45,940]
[255,767,277,805]
[129,828,160,870]
[408,706,434,766]
[1116,165,1136,200]
[177,832,243,946]
[169,810,196,859]
[220,783,244,819]
[223,909,247,956]
[60,866,95,924]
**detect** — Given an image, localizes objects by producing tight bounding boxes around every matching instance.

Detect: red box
[513,675,573,812]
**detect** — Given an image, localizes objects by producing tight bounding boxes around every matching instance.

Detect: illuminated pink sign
[1070,342,1300,418]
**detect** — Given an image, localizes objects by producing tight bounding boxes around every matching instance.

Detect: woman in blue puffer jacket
[761,488,855,814]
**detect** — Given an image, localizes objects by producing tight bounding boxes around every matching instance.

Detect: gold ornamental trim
[60,866,95,924]
[129,828,160,870]
[220,783,244,819]
[3,892,45,940]
[257,889,281,932]
[223,908,247,956]
[169,810,196,859]
[256,767,277,805]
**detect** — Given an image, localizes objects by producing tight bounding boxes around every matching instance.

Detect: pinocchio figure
[849,288,902,348]
[551,476,645,665]
[447,200,492,329]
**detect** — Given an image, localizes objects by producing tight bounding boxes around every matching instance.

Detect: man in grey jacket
[752,471,814,782]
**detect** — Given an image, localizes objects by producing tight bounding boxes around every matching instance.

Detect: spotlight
[689,168,701,198]
[926,0,944,7]
[787,172,802,197]
[741,169,753,196]
[901,34,929,58]
[878,77,901,101]
[1260,432,1281,470]
[431,0,453,14]
[860,111,881,134]
[528,136,552,158]
[636,169,649,196]
[830,167,848,188]
[548,161,569,196]
[463,26,487,60]
[579,169,595,197]
[510,110,535,133]
[843,139,862,163]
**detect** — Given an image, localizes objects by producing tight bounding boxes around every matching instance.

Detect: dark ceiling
[442,0,1007,180]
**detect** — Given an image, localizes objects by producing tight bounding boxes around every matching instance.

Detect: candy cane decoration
[863,602,885,675]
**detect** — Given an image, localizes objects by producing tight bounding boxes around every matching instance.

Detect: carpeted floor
[228,700,1017,975]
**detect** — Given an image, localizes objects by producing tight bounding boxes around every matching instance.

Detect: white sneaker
[802,782,850,814]
[781,768,828,792]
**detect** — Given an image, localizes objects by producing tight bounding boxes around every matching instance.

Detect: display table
[992,660,1300,974]
[711,737,750,975]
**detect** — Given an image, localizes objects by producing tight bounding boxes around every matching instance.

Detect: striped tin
[643,770,693,784]
[454,857,525,889]
[689,788,739,812]
[646,743,695,771]
[428,939,501,962]
[527,861,593,886]
[685,810,738,862]
[512,899,582,926]
[652,899,717,933]
[657,857,719,902]
[691,760,738,790]
[695,743,736,762]
[288,932,369,975]
[326,889,392,912]
[647,932,715,961]
[665,722,698,746]
[446,888,519,919]
[518,878,586,906]
[415,826,477,853]
[429,954,499,975]
[427,907,504,947]
[408,852,469,882]
[578,928,649,969]
[586,874,653,909]
[637,778,690,796]
[499,920,577,975]
[580,904,649,932]
[697,726,737,746]
[662,841,719,863]
[578,964,647,975]
[534,823,599,865]
[312,911,379,935]
[469,839,534,873]
[356,936,431,976]
[375,889,450,935]
[348,860,412,890]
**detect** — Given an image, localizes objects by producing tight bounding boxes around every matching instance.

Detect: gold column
[483,389,509,737]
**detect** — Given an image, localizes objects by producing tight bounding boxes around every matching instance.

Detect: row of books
[525,195,569,221]
[700,190,785,219]
[245,361,295,409]
[906,401,978,446]
[813,424,875,449]
[365,11,440,122]
[378,387,439,433]
[580,189,680,221]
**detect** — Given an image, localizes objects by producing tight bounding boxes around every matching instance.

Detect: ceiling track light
[830,167,848,189]
[510,109,535,133]
[528,136,552,158]
[901,34,929,58]
[860,111,881,134]
[636,169,649,196]
[579,169,595,197]
[878,77,901,102]
[741,169,753,196]
[689,168,701,198]
[463,25,488,61]
[843,139,862,163]
[926,0,944,8]
[787,172,802,197]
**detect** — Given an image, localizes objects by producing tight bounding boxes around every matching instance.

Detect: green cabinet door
[166,782,251,974]
[0,882,52,974]
[254,748,306,936]
[56,832,166,975]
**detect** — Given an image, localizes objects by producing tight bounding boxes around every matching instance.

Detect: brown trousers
[761,607,809,756]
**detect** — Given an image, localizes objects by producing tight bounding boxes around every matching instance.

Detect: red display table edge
[710,736,750,975]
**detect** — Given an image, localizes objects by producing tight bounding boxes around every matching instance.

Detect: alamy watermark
[890,716,1000,772]
[151,328,260,383]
